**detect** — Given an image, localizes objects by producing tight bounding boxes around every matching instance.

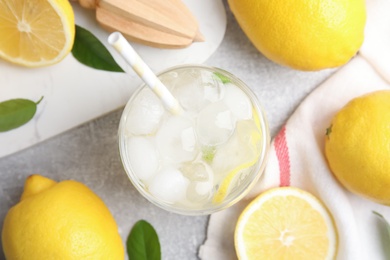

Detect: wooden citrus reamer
[72,0,204,48]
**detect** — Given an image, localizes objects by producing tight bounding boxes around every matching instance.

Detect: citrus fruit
[235,187,337,259]
[212,119,262,204]
[325,90,390,205]
[2,174,124,260]
[0,0,75,67]
[227,0,366,71]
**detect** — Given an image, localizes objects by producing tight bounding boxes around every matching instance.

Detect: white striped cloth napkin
[199,0,390,259]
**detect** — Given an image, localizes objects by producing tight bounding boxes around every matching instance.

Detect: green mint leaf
[72,25,124,72]
[127,220,161,260]
[0,97,43,132]
[213,72,231,84]
[373,211,390,238]
[202,146,216,164]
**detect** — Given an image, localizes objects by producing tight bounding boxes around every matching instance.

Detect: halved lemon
[235,187,338,260]
[0,0,75,67]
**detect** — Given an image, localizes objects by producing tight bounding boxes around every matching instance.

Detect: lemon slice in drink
[252,107,262,130]
[212,119,262,204]
[0,0,75,67]
[235,187,338,260]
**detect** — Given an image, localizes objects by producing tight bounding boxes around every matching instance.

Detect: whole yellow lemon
[228,0,366,71]
[325,90,390,205]
[2,175,124,260]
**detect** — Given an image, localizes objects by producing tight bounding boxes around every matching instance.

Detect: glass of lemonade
[118,64,270,215]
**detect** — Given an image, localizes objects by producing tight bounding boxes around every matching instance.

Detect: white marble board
[0,0,227,158]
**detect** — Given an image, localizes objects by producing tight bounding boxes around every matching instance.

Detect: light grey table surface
[0,1,335,259]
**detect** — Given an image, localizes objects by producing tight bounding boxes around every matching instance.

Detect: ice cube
[171,69,206,112]
[195,181,214,195]
[170,69,226,113]
[223,83,252,120]
[148,168,189,203]
[197,101,235,146]
[202,71,225,102]
[180,161,213,182]
[181,127,196,152]
[186,181,214,203]
[181,161,214,203]
[156,116,198,163]
[126,136,159,182]
[159,71,179,91]
[125,88,165,136]
[212,120,261,182]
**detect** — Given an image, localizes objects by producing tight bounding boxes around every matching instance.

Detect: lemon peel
[325,90,390,205]
[228,0,366,71]
[20,174,56,200]
[2,174,124,260]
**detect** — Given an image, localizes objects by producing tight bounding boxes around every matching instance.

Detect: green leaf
[373,211,390,238]
[213,72,231,84]
[202,146,216,164]
[127,220,161,260]
[72,25,124,72]
[0,97,43,132]
[373,211,390,258]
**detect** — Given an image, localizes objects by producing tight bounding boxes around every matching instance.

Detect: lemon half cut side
[0,0,75,67]
[235,187,338,260]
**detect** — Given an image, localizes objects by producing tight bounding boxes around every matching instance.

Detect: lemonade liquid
[119,65,268,214]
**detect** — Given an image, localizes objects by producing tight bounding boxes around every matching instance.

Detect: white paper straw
[108,32,183,115]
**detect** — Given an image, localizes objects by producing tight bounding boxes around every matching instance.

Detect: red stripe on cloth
[274,126,291,186]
